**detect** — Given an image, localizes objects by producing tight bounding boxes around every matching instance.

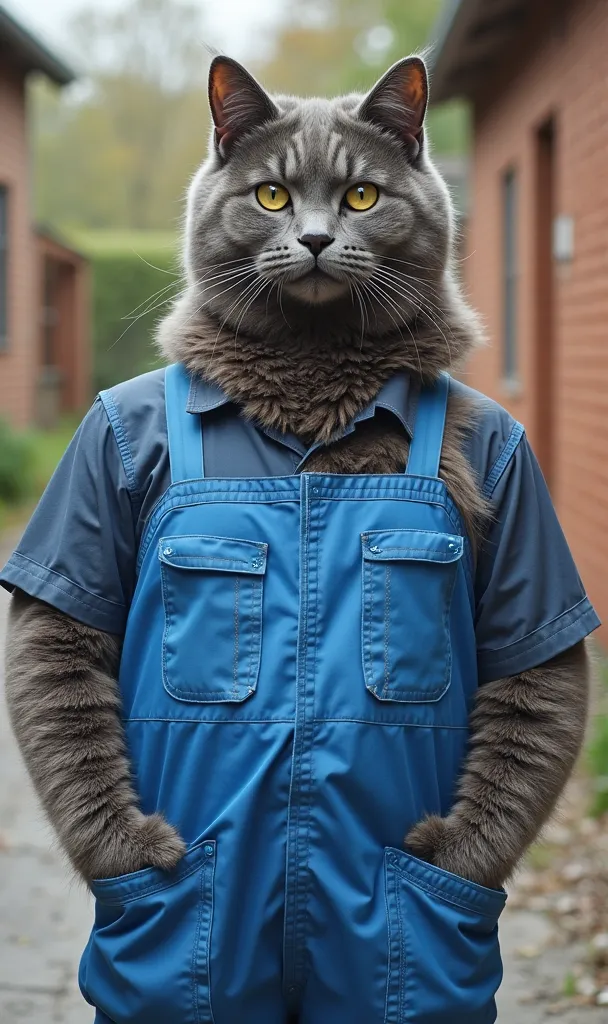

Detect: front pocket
[83,840,216,1024]
[384,849,506,1024]
[361,529,463,702]
[160,535,267,703]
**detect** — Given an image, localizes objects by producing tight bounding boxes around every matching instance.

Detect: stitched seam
[122,715,468,728]
[362,556,376,694]
[477,595,591,656]
[205,856,217,1024]
[163,555,251,566]
[3,558,125,625]
[161,561,260,702]
[384,858,393,1024]
[192,863,205,1024]
[98,390,140,499]
[391,863,503,919]
[233,578,240,701]
[396,864,406,1021]
[482,422,525,499]
[382,566,391,698]
[138,485,451,571]
[366,546,460,559]
[94,856,205,905]
[365,528,457,540]
[301,492,321,986]
[7,553,126,610]
[245,578,262,695]
[362,555,456,703]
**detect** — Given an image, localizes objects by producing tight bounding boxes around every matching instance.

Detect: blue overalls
[79,364,506,1024]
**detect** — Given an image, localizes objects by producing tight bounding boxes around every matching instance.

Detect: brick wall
[462,0,608,638]
[0,60,37,428]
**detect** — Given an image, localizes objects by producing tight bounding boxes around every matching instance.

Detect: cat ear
[358,57,428,160]
[208,56,278,159]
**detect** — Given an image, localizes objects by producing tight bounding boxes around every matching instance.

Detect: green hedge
[69,232,180,392]
[90,242,181,391]
[0,420,36,504]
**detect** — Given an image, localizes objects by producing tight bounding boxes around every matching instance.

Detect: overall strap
[164,363,204,483]
[406,372,450,478]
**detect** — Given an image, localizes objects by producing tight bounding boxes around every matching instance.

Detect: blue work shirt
[0,368,599,682]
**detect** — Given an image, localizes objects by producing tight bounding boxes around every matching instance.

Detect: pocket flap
[159,535,268,574]
[362,529,463,564]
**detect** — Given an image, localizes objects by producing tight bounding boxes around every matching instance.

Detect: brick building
[0,4,89,428]
[431,0,608,638]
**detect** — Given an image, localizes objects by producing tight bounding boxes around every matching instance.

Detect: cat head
[180,55,455,329]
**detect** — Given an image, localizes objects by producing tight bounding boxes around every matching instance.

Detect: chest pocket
[159,535,267,703]
[361,529,463,703]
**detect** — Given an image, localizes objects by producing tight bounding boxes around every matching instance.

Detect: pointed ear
[358,57,428,160]
[208,56,278,159]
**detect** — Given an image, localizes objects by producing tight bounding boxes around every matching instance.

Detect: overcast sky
[9,0,284,60]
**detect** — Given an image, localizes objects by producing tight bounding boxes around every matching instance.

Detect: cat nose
[298,233,334,257]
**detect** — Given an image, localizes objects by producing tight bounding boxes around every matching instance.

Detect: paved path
[0,535,606,1023]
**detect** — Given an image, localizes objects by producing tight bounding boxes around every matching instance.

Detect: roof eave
[428,0,528,104]
[0,6,75,86]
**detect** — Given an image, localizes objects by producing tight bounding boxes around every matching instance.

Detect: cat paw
[81,811,187,882]
[405,815,505,889]
[404,815,447,864]
[133,812,188,872]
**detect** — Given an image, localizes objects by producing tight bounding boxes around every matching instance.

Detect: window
[0,185,7,350]
[502,169,518,381]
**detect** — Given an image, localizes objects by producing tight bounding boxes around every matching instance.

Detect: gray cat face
[183,57,453,334]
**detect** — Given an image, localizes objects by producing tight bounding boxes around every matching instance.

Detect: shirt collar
[186,371,413,448]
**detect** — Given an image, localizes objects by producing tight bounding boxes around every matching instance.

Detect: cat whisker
[212,274,265,356]
[197,255,258,274]
[197,264,260,288]
[371,270,454,364]
[109,284,182,350]
[349,280,367,349]
[233,278,272,353]
[369,251,445,275]
[265,280,278,316]
[375,267,451,325]
[131,251,179,276]
[122,280,181,320]
[277,280,293,332]
[364,279,424,377]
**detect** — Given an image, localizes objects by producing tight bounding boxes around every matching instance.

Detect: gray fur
[406,641,591,889]
[4,56,591,890]
[5,591,185,882]
[159,55,484,412]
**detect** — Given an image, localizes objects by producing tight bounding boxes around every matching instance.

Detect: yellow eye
[344,183,379,211]
[256,183,290,211]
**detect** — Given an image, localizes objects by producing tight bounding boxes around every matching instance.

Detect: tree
[257,0,467,154]
[32,0,209,231]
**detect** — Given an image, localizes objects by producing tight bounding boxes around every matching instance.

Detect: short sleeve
[475,433,600,683]
[0,398,135,634]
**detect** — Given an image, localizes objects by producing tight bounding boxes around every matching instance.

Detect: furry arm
[4,589,186,883]
[405,640,590,889]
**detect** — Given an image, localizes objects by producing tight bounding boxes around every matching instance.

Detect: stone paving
[0,533,606,1023]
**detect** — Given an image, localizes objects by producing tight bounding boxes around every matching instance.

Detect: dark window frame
[502,167,519,383]
[0,184,8,352]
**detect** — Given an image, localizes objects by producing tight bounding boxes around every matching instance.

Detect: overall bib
[80,365,507,1024]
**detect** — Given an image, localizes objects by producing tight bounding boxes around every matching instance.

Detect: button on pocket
[361,529,463,703]
[160,535,267,703]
